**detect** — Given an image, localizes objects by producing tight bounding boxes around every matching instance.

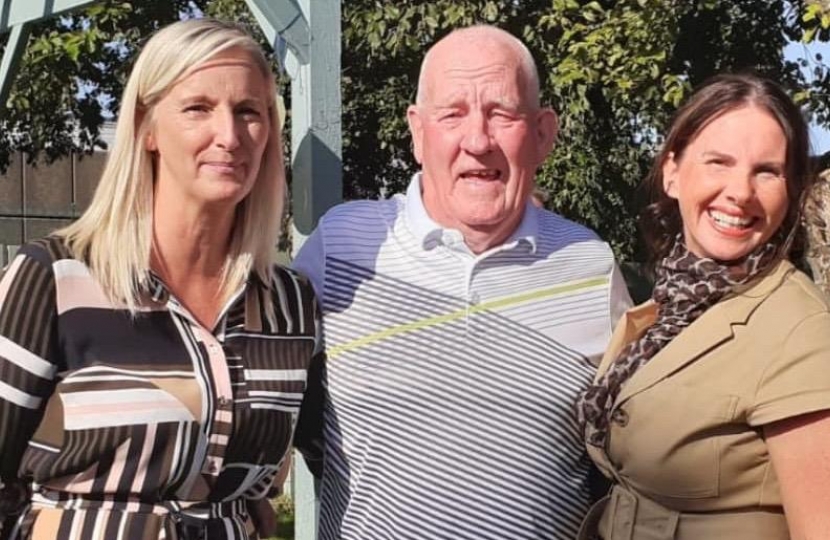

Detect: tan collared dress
[584,260,830,540]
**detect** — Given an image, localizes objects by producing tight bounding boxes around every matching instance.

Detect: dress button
[218,397,231,408]
[469,292,480,305]
[611,408,629,427]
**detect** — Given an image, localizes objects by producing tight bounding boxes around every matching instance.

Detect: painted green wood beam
[287,2,342,540]
[289,0,342,243]
[242,0,309,66]
[0,21,30,106]
[0,0,96,31]
[0,0,96,107]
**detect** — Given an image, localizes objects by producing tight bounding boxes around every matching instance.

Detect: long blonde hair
[58,18,285,313]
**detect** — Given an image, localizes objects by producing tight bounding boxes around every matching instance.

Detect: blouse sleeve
[0,245,60,486]
[748,310,830,427]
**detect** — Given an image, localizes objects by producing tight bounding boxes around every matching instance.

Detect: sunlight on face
[663,106,788,261]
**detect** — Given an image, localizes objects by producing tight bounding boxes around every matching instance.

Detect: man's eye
[237,107,262,119]
[183,104,209,114]
[490,110,515,120]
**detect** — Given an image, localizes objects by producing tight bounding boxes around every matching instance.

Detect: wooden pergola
[0,1,340,537]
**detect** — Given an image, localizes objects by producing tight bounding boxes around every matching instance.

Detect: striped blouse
[0,237,322,540]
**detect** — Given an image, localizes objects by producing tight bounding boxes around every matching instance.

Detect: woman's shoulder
[7,235,77,274]
[270,264,315,295]
[265,263,319,313]
[768,261,830,315]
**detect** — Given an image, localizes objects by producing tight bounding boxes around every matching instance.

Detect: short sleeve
[292,226,326,303]
[748,310,830,426]
[609,263,634,329]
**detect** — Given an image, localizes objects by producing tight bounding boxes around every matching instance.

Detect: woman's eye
[756,169,784,183]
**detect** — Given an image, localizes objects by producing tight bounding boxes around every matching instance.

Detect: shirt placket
[192,326,234,477]
[161,285,239,480]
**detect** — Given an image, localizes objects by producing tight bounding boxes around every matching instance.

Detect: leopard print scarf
[575,237,778,448]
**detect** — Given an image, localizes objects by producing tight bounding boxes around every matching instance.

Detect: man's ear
[407,104,424,164]
[662,152,679,199]
[534,108,558,164]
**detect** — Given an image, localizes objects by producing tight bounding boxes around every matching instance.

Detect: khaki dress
[583,261,830,540]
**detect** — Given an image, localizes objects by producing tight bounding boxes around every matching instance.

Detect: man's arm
[609,262,633,327]
[291,227,327,478]
[292,227,326,302]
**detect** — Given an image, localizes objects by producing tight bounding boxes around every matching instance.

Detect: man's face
[407,32,557,252]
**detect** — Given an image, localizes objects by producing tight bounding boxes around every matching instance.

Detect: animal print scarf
[575,236,778,448]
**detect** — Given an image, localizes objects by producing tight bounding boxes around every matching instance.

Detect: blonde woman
[0,18,321,540]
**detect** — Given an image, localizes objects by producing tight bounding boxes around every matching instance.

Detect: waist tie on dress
[31,487,249,540]
[577,484,790,540]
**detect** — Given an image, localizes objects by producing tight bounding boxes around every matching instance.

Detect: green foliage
[0,0,265,171]
[342,0,828,260]
[1,1,197,169]
[2,0,830,260]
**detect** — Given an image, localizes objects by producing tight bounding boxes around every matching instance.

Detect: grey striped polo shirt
[293,174,631,540]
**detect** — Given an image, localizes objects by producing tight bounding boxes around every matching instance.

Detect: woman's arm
[766,410,830,540]
[0,246,60,496]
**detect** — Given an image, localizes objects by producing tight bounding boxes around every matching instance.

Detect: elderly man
[293,25,631,540]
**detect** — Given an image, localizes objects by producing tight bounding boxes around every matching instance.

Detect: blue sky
[784,39,830,154]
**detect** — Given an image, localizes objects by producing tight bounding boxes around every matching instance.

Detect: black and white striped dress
[0,236,322,539]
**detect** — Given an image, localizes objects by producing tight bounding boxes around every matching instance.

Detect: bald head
[415,25,541,109]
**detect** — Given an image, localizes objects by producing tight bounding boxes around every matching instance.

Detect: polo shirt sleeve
[292,226,326,303]
[748,310,830,427]
[0,245,60,485]
[609,263,633,329]
[291,239,327,478]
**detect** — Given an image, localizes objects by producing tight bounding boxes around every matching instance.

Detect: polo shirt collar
[404,173,539,254]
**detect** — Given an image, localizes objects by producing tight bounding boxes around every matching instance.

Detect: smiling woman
[575,73,830,540]
[0,18,322,540]
[661,105,789,262]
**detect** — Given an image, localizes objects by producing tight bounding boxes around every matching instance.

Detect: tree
[0,0,261,169]
[3,0,830,260]
[342,0,830,259]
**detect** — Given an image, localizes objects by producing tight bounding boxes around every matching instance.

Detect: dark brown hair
[641,73,812,268]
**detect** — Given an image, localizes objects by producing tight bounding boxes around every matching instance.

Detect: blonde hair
[57,18,285,313]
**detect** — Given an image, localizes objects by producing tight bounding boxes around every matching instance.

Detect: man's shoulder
[535,208,599,240]
[317,197,403,231]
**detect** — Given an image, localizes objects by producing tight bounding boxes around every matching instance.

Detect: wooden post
[289,1,342,537]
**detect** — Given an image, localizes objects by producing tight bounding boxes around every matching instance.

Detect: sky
[784,39,830,154]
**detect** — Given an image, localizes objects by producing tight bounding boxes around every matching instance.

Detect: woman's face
[662,106,789,262]
[147,47,271,211]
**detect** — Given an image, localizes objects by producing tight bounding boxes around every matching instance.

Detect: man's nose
[459,114,493,155]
